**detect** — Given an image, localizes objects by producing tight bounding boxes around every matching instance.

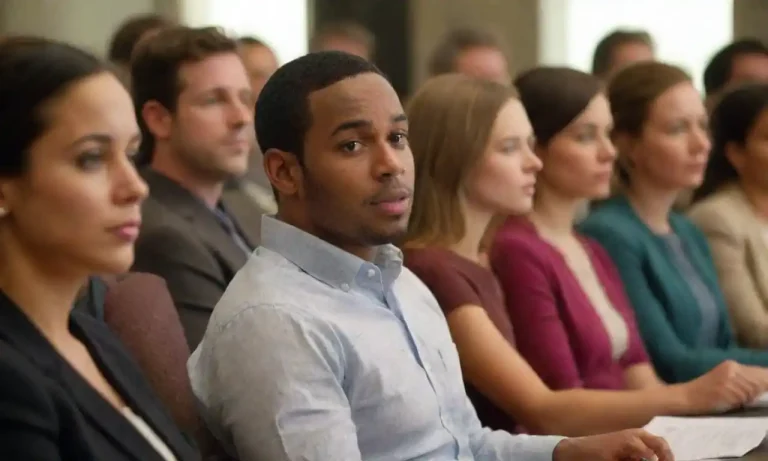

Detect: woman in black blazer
[0,37,199,460]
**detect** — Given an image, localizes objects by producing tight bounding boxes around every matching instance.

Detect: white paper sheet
[644,416,768,461]
[747,392,768,408]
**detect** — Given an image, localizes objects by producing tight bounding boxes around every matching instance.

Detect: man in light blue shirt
[188,51,672,461]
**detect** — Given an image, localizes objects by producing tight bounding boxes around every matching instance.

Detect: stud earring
[0,207,7,218]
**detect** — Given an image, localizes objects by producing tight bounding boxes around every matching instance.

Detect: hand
[552,429,672,461]
[680,360,768,413]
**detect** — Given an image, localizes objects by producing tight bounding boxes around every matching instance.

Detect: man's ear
[140,100,173,141]
[263,148,304,199]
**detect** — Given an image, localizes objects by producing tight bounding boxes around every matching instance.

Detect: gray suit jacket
[133,169,264,349]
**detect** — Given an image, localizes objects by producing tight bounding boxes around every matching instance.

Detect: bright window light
[540,0,733,90]
[182,0,308,64]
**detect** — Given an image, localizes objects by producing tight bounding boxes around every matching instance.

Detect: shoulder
[670,212,706,239]
[492,219,555,263]
[206,248,334,329]
[72,312,143,370]
[404,248,464,284]
[581,198,637,232]
[0,339,61,422]
[397,267,446,317]
[580,200,645,251]
[134,220,210,263]
[689,190,745,234]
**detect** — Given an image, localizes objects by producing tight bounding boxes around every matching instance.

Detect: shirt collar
[260,215,403,292]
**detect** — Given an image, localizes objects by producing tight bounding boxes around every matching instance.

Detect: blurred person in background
[591,29,655,81]
[237,36,279,202]
[429,28,510,85]
[309,20,375,61]
[690,83,768,348]
[108,13,173,86]
[703,39,768,110]
[238,36,278,101]
[131,26,265,349]
[581,62,768,382]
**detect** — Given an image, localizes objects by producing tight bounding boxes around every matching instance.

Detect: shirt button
[367,269,376,278]
[341,283,350,291]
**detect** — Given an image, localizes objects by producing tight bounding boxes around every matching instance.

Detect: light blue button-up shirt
[188,216,564,461]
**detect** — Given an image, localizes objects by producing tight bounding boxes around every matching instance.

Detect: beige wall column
[0,0,167,57]
[733,0,768,42]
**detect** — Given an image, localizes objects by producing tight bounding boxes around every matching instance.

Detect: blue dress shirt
[188,216,563,460]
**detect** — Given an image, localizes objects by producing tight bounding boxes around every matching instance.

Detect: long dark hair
[0,36,106,177]
[692,83,768,202]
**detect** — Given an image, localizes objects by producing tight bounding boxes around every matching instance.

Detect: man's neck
[276,210,378,262]
[150,150,223,208]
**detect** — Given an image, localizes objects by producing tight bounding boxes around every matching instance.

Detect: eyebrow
[330,113,408,137]
[69,132,142,148]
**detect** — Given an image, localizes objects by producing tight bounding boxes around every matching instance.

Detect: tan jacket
[689,185,768,348]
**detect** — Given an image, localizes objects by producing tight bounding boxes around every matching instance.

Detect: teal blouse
[580,196,768,382]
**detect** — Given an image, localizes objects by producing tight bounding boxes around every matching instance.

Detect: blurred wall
[734,0,768,42]
[0,0,179,57]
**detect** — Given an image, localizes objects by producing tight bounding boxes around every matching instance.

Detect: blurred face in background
[536,94,616,200]
[729,52,768,88]
[607,41,654,78]
[621,81,710,191]
[240,43,278,100]
[455,46,510,85]
[150,52,256,182]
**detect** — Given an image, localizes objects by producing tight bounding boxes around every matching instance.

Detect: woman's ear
[724,141,745,174]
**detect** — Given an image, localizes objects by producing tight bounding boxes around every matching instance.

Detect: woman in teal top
[580,61,768,383]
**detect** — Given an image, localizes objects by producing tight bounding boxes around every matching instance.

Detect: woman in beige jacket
[690,83,768,348]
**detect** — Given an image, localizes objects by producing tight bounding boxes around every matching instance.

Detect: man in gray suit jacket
[129,26,265,348]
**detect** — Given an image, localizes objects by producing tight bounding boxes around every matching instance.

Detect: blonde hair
[405,74,517,247]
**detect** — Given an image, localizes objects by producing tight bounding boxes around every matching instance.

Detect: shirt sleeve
[463,394,564,461]
[192,305,363,461]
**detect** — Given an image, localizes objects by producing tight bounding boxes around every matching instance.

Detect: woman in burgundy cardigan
[404,71,768,437]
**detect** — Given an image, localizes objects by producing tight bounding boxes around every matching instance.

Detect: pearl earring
[0,207,6,218]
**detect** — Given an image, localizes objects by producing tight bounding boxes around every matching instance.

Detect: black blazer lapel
[0,294,190,461]
[142,169,249,275]
[72,315,198,461]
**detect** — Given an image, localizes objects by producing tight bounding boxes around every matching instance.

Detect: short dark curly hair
[255,51,384,164]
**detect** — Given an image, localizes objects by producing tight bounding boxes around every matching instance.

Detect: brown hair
[130,26,239,162]
[405,74,516,247]
[514,67,602,146]
[608,61,691,184]
[428,28,502,77]
[108,14,172,65]
[591,29,654,78]
[309,21,375,56]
